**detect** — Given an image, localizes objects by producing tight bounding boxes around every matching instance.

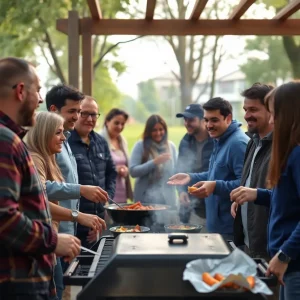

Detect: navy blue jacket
[256,146,300,274]
[69,130,117,234]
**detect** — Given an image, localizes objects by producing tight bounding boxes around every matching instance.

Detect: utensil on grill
[80,246,100,256]
[107,197,124,210]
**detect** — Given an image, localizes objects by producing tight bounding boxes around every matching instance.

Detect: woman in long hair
[26,111,103,300]
[230,81,300,300]
[129,114,177,208]
[100,108,133,203]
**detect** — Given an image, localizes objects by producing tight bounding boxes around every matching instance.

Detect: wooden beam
[189,0,209,20]
[87,0,102,20]
[57,19,300,36]
[273,0,300,21]
[82,26,93,95]
[68,11,80,88]
[145,0,156,20]
[229,0,256,20]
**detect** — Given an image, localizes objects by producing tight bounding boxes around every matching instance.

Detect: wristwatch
[71,209,79,222]
[277,250,291,263]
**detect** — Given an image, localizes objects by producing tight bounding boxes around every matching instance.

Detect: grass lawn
[122,123,186,154]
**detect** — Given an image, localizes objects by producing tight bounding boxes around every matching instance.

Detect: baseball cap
[176,103,204,119]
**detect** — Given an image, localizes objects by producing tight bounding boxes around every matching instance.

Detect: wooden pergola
[56,0,300,96]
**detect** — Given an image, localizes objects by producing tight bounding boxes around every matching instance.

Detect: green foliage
[93,66,121,112]
[240,36,291,85]
[137,79,160,113]
[0,0,129,111]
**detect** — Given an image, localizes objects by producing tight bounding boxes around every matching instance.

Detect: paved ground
[71,286,81,300]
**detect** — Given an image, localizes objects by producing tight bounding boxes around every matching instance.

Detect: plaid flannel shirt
[0,111,57,296]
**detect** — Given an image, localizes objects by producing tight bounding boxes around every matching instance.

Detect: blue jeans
[53,258,64,300]
[280,271,300,300]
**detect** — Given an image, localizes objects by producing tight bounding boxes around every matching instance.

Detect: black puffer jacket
[69,130,117,235]
[234,133,272,259]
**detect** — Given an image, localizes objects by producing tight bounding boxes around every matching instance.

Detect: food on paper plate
[118,201,166,210]
[115,224,141,232]
[188,186,198,193]
[202,272,220,286]
[202,272,256,290]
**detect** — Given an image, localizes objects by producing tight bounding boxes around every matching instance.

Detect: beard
[18,98,36,127]
[245,117,258,134]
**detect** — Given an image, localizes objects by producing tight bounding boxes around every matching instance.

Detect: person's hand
[117,165,128,177]
[87,229,99,243]
[230,187,257,205]
[266,254,289,285]
[231,202,238,218]
[55,234,81,262]
[77,212,106,234]
[154,153,171,165]
[167,173,191,185]
[179,192,190,206]
[189,181,216,198]
[80,185,108,203]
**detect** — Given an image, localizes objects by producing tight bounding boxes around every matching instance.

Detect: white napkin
[183,248,273,295]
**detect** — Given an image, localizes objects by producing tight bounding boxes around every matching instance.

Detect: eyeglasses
[80,112,101,120]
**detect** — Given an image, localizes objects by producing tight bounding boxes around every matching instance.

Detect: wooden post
[82,26,93,95]
[68,10,80,88]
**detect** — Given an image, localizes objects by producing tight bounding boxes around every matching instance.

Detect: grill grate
[76,265,90,276]
[95,238,114,274]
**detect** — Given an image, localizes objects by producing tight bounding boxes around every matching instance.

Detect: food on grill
[115,224,141,232]
[188,186,198,193]
[119,201,166,210]
[167,225,197,230]
[202,273,256,289]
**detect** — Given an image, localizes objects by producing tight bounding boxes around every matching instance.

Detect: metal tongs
[108,196,125,210]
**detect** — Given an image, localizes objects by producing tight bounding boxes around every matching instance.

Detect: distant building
[150,70,247,124]
[195,70,246,122]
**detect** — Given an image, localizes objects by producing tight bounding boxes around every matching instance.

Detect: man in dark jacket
[69,96,117,247]
[231,83,274,259]
[176,104,214,226]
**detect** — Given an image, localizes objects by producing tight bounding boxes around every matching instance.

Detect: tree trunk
[179,78,193,111]
[282,36,300,79]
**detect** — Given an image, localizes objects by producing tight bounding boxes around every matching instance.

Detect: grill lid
[115,233,230,257]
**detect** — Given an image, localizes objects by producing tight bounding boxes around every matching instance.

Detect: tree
[129,0,226,111]
[0,0,129,107]
[137,79,160,113]
[240,36,291,85]
[264,0,300,79]
[159,0,226,110]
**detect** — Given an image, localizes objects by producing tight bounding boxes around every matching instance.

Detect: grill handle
[168,233,188,244]
[65,259,79,276]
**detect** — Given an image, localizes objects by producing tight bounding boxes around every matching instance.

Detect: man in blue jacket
[168,97,249,239]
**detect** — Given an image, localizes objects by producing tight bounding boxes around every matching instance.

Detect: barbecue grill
[64,233,276,300]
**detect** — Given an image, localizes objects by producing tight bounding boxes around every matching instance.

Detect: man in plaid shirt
[0,57,81,300]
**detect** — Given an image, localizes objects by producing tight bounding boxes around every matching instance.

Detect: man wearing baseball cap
[176,104,214,228]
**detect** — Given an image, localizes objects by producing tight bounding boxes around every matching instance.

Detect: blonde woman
[26,112,104,300]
